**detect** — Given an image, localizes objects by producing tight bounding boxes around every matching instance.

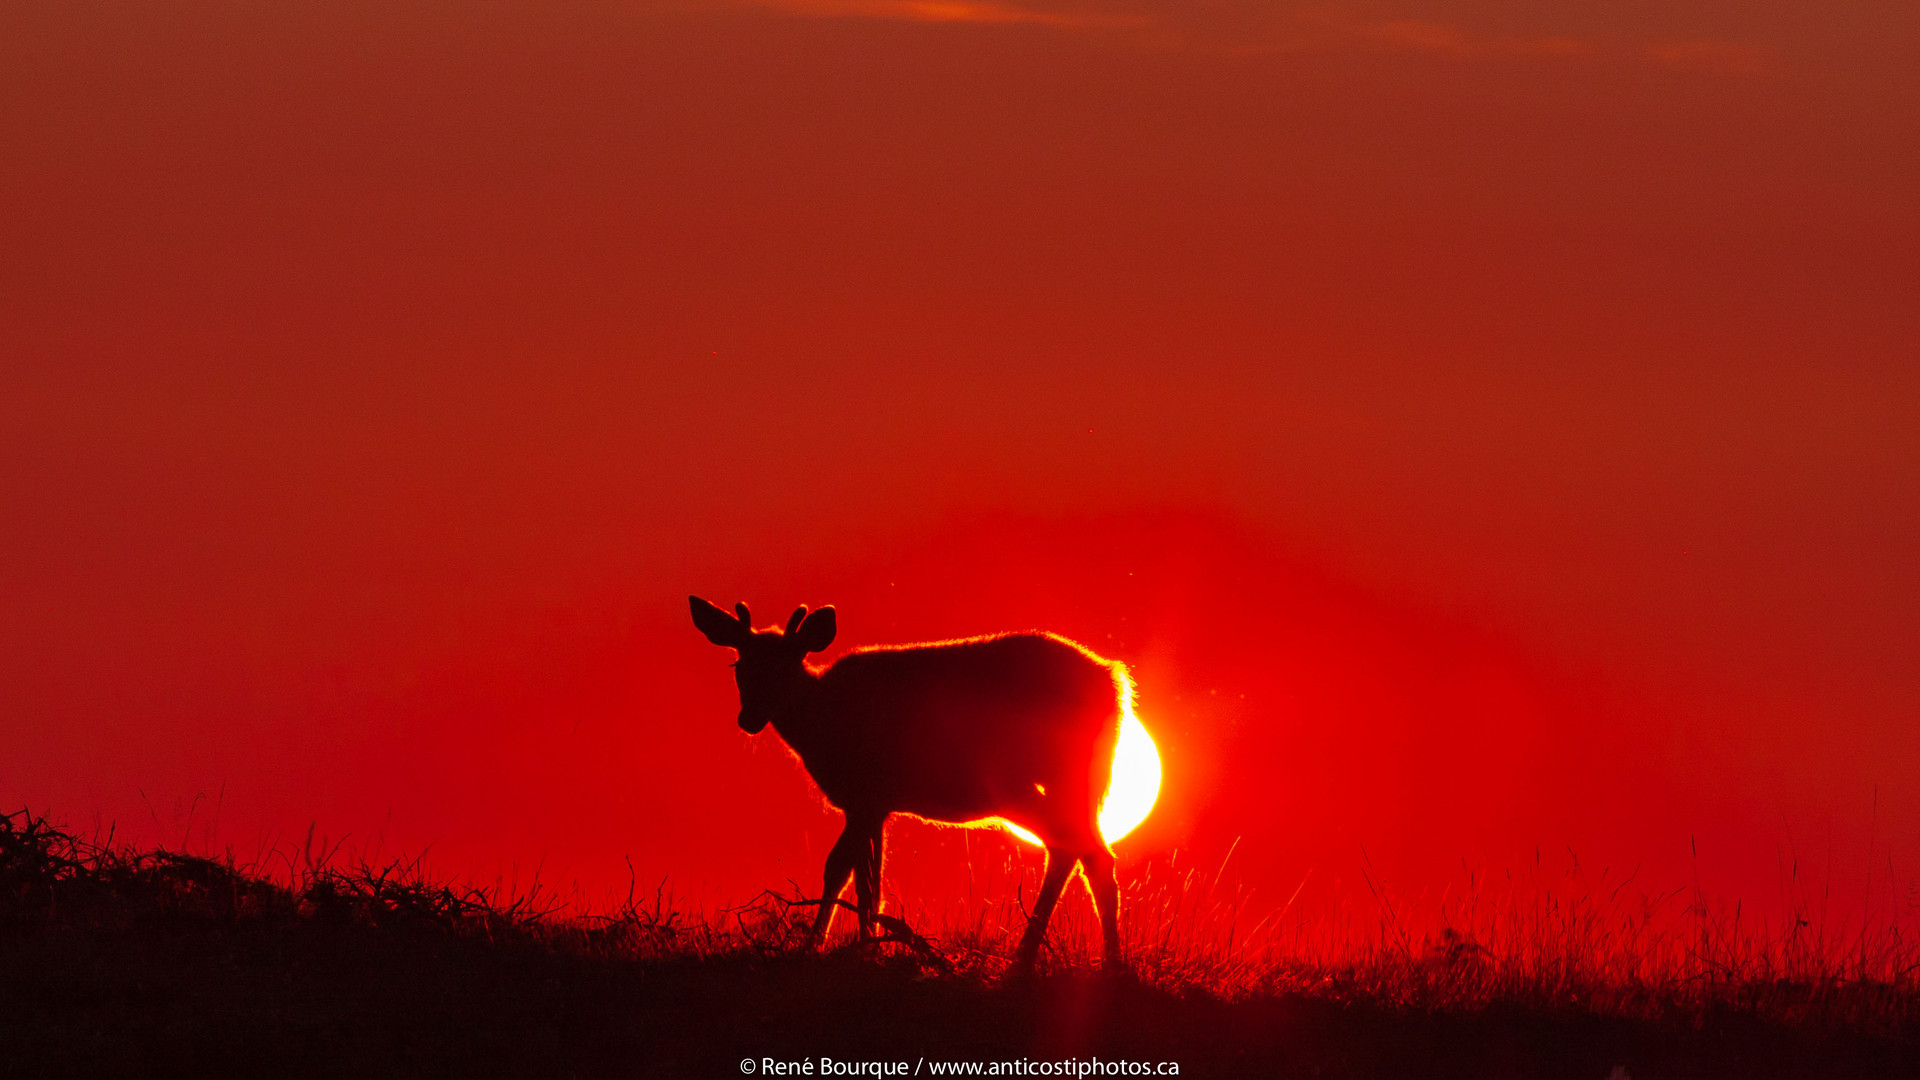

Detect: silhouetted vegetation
[3,808,1916,1078]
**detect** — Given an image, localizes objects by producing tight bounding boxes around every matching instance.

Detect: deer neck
[763,667,825,748]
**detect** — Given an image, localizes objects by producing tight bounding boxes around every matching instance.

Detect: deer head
[689,596,836,732]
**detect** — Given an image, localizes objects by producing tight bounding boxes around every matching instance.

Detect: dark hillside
[3,810,1913,1079]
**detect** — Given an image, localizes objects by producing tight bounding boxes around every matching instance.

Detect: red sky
[3,1,1916,920]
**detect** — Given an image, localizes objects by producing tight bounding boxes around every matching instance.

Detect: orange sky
[2,1,1916,916]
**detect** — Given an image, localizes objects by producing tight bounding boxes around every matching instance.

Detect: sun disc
[1099,711,1161,843]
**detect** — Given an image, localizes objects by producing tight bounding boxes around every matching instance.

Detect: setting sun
[1098,711,1162,843]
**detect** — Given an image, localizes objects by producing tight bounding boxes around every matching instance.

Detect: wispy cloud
[734,1,1776,76]
[1363,19,1587,59]
[750,0,1145,30]
[1642,40,1774,76]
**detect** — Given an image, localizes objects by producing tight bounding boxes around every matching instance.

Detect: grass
[3,807,1917,1078]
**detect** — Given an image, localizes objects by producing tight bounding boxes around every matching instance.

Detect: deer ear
[794,606,836,653]
[785,605,809,636]
[690,596,747,647]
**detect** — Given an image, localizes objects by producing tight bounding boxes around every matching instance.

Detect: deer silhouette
[691,596,1128,968]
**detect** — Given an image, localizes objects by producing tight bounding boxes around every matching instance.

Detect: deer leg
[1083,847,1122,966]
[851,814,886,943]
[808,820,864,947]
[1013,849,1077,970]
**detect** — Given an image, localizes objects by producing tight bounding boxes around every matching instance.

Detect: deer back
[781,632,1123,833]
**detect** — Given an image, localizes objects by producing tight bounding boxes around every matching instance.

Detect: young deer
[690,596,1128,968]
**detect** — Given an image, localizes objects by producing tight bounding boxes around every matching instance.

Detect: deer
[690,596,1129,970]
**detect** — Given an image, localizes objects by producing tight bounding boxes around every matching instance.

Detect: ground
[3,812,1913,1079]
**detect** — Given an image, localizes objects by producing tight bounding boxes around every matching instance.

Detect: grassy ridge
[3,808,1916,1079]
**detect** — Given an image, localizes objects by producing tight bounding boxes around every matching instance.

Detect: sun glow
[1000,670,1161,847]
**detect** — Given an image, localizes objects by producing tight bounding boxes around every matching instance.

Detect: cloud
[1642,40,1774,76]
[748,0,1146,30]
[735,1,1775,77]
[1364,19,1587,59]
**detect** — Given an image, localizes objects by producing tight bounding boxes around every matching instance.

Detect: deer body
[690,597,1127,968]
